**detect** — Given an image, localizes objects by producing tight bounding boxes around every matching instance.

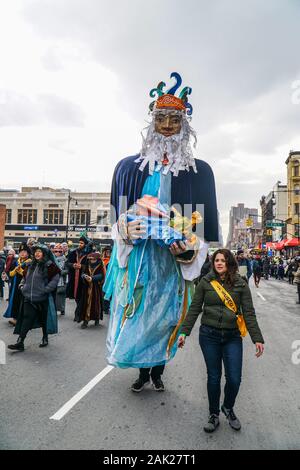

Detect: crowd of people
[0,236,112,350]
[0,72,278,435]
[196,248,300,296]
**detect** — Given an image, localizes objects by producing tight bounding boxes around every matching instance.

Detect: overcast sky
[1,0,300,241]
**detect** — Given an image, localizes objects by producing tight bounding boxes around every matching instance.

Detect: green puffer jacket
[181,270,264,344]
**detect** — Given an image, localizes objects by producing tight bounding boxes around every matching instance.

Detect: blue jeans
[199,324,243,415]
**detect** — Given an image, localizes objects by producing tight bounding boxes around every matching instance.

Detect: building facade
[272,181,288,241]
[0,187,112,248]
[0,204,6,250]
[226,203,261,250]
[285,151,300,240]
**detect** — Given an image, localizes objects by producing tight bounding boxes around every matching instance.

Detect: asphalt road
[0,276,300,450]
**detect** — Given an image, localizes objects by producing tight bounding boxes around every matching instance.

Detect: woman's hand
[178,334,186,349]
[255,342,264,358]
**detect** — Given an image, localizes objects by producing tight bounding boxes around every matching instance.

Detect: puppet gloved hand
[127,219,147,240]
[117,212,146,244]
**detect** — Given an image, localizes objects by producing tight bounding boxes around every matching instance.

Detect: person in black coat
[8,245,60,351]
[0,251,5,298]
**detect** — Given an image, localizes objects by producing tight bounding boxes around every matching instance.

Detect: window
[295,224,300,237]
[97,210,108,224]
[6,209,12,224]
[17,209,37,224]
[294,166,299,177]
[70,210,91,226]
[294,203,299,215]
[43,209,64,225]
[295,185,300,195]
[48,204,59,208]
[23,203,33,207]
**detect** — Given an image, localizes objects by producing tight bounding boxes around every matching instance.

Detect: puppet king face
[154,111,182,137]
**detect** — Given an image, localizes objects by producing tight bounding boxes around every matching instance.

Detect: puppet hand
[169,241,187,256]
[127,220,146,240]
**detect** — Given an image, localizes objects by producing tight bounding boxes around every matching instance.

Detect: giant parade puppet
[104,72,219,392]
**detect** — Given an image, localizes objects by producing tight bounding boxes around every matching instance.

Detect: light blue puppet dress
[104,167,194,368]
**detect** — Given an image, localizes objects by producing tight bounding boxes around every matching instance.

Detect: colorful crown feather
[149,72,193,116]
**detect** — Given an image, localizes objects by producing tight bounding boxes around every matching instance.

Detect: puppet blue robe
[104,156,218,368]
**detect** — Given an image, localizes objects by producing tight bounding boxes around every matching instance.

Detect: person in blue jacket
[236,250,252,281]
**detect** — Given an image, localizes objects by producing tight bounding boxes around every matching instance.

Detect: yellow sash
[210,280,248,337]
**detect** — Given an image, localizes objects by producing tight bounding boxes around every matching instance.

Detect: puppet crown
[149,72,193,116]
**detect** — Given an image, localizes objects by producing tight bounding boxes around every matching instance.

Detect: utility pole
[65,190,71,242]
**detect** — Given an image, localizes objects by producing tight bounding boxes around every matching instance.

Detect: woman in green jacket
[178,249,264,433]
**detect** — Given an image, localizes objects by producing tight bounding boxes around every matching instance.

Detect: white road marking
[50,365,114,421]
[257,292,266,301]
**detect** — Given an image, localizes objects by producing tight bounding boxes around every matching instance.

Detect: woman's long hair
[211,249,238,287]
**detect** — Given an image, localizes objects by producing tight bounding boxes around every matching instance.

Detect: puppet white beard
[135,122,197,176]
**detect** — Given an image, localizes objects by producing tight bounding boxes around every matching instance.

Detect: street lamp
[65,190,78,242]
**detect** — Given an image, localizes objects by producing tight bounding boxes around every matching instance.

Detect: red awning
[266,242,277,250]
[284,238,300,247]
[275,239,288,250]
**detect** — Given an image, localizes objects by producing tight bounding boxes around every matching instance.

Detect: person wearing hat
[53,243,68,316]
[8,245,60,351]
[102,246,111,314]
[0,250,7,299]
[76,252,106,328]
[66,236,92,319]
[102,246,112,268]
[61,242,69,257]
[4,249,17,301]
[3,243,32,326]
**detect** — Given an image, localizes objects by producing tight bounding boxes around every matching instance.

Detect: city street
[0,278,300,450]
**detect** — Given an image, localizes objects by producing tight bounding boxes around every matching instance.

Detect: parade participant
[102,246,112,268]
[8,245,60,351]
[49,242,56,254]
[102,246,112,314]
[277,261,285,281]
[61,242,69,257]
[3,243,32,326]
[236,250,252,281]
[27,238,37,249]
[4,249,17,301]
[0,251,6,298]
[294,262,300,304]
[66,235,92,320]
[178,249,264,433]
[54,243,68,316]
[262,256,270,280]
[252,255,263,288]
[287,259,296,285]
[104,72,219,392]
[76,252,105,328]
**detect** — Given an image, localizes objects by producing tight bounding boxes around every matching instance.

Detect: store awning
[266,242,277,250]
[275,239,288,250]
[284,238,300,247]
